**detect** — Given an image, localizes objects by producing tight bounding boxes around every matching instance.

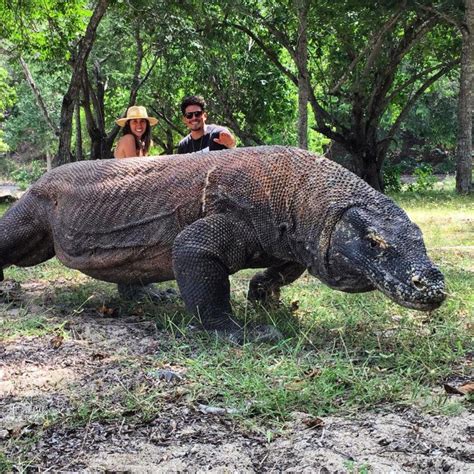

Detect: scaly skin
[0,146,446,340]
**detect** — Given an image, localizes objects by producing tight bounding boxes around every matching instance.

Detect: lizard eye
[365,231,390,250]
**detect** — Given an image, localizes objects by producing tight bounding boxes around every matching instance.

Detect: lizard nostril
[411,275,425,291]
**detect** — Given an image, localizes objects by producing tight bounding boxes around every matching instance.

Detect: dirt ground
[1,278,473,473]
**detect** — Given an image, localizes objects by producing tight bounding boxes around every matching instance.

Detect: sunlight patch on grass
[0,305,68,340]
[390,190,474,248]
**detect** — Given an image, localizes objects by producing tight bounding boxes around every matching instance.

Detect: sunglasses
[184,110,204,119]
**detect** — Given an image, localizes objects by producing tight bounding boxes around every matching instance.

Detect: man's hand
[213,130,236,148]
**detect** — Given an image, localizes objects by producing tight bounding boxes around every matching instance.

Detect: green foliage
[309,129,331,154]
[0,156,16,180]
[2,62,62,159]
[0,132,10,153]
[0,453,14,473]
[0,0,91,61]
[10,160,46,189]
[383,164,403,193]
[0,62,17,152]
[399,77,459,151]
[407,164,438,192]
[0,65,16,111]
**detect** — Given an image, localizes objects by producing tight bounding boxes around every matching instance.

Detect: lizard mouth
[368,270,446,311]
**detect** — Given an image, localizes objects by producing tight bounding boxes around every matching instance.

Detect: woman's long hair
[122,120,152,155]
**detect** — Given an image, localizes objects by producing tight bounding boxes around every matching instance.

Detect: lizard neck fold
[290,202,361,286]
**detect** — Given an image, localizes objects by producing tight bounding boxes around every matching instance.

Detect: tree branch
[19,56,59,136]
[81,67,100,140]
[331,5,405,95]
[418,4,461,29]
[365,14,438,135]
[223,21,298,85]
[359,6,406,84]
[149,106,183,135]
[378,63,455,161]
[385,59,458,105]
[208,73,263,145]
[57,0,109,165]
[308,84,351,139]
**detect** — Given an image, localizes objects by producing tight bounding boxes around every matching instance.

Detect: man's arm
[213,128,236,148]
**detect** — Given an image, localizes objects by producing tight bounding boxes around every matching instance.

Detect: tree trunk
[82,64,106,160]
[55,0,109,167]
[351,147,384,192]
[74,97,83,161]
[46,151,52,172]
[456,0,473,194]
[295,0,309,149]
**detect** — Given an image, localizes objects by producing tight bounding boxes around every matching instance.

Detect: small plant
[407,163,437,192]
[343,460,371,473]
[383,164,402,192]
[10,160,46,190]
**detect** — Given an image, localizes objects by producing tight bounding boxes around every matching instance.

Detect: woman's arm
[114,134,138,159]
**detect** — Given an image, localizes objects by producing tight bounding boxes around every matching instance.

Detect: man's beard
[191,122,204,131]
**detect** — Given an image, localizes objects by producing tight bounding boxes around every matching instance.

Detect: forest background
[0,0,472,193]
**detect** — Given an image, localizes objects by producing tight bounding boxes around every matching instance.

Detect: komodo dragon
[0,146,445,341]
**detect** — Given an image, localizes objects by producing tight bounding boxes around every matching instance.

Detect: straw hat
[116,106,158,127]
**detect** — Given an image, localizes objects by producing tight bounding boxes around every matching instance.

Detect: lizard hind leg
[0,195,55,274]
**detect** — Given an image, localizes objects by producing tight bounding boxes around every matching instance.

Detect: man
[177,95,236,154]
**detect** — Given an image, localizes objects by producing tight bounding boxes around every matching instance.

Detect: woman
[114,105,158,159]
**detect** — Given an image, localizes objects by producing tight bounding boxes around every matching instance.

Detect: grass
[0,453,14,473]
[392,179,474,248]
[0,309,61,340]
[0,182,473,435]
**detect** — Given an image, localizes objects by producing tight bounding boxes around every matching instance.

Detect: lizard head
[313,206,446,311]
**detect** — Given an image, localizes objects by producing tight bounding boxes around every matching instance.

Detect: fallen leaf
[458,382,474,395]
[286,380,305,391]
[50,335,64,349]
[97,304,117,316]
[229,347,244,357]
[302,416,325,429]
[303,368,322,379]
[444,383,467,395]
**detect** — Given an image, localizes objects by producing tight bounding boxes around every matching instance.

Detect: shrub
[383,164,403,193]
[10,160,46,190]
[406,163,437,192]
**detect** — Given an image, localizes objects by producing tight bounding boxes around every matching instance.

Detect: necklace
[191,135,204,153]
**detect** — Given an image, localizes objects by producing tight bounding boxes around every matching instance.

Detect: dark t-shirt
[177,124,229,154]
